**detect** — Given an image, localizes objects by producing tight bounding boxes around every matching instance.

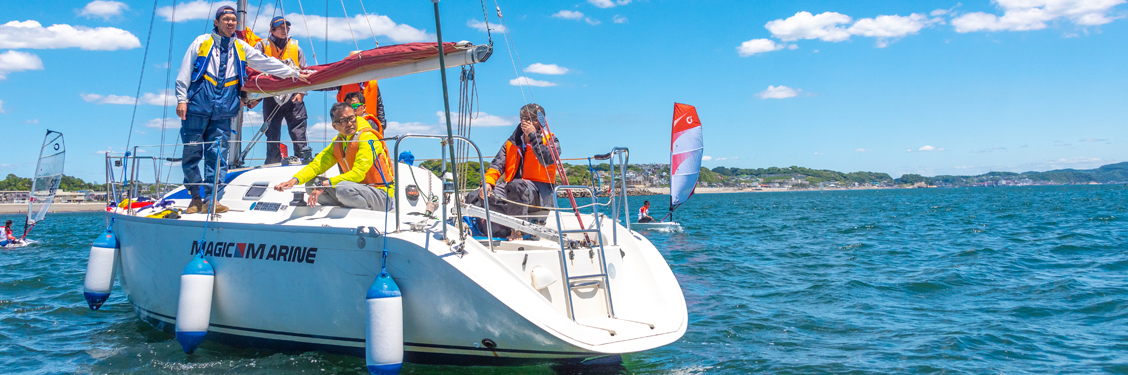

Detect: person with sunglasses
[343,92,394,182]
[272,103,393,211]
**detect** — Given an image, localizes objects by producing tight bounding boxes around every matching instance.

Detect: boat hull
[112,214,608,365]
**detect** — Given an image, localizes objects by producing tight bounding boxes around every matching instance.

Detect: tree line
[0,174,105,192]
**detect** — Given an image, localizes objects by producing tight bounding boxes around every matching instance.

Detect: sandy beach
[0,203,106,214]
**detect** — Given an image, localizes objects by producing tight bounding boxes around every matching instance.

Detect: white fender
[366,272,402,375]
[175,255,214,354]
[83,229,118,310]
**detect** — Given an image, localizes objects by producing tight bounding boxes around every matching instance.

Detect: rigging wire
[339,0,360,52]
[478,0,493,46]
[356,0,380,47]
[491,2,526,104]
[492,0,535,104]
[157,0,178,195]
[294,0,319,64]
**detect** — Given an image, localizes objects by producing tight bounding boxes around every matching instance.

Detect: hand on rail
[296,72,312,83]
[479,182,494,199]
[176,103,187,120]
[273,177,299,192]
[307,188,322,207]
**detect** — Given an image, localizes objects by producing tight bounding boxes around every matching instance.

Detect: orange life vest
[498,133,557,185]
[263,39,301,67]
[337,80,381,118]
[331,127,394,187]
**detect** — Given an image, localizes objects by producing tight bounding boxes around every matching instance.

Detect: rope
[294,0,319,64]
[339,0,361,52]
[111,0,159,228]
[356,0,380,48]
[491,1,527,104]
[478,0,493,46]
[157,0,177,193]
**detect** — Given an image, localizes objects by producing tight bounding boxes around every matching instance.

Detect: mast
[433,0,464,238]
[231,0,248,167]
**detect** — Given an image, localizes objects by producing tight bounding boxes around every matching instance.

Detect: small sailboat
[4,130,64,248]
[634,103,702,231]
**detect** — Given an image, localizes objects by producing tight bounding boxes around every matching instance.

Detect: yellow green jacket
[292,117,394,196]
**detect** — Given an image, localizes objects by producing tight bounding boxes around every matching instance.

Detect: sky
[0,0,1125,184]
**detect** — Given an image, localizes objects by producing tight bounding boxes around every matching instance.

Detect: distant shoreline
[0,203,106,214]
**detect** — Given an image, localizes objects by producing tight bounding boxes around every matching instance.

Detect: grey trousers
[318,181,393,211]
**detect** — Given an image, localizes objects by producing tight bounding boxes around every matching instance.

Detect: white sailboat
[4,130,65,248]
[82,1,686,370]
[633,103,702,231]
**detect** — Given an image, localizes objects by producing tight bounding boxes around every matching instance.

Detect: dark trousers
[263,98,308,164]
[180,115,230,200]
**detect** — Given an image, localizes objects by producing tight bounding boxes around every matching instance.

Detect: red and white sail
[670,103,702,207]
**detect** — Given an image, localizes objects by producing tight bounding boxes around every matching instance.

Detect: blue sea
[1,185,1125,374]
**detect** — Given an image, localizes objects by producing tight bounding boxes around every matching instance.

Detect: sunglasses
[350,103,363,109]
[332,116,357,126]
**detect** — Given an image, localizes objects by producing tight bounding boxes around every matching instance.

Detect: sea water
[1,185,1125,374]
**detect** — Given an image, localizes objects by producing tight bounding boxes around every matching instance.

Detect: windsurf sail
[669,103,702,210]
[24,130,65,239]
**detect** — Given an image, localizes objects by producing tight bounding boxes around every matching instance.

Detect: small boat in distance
[634,103,702,231]
[4,130,64,248]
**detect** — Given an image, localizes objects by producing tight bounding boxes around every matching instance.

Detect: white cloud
[918,145,945,151]
[931,9,950,16]
[434,111,516,127]
[467,19,505,33]
[951,0,1126,33]
[81,90,176,106]
[509,77,558,87]
[79,1,129,20]
[524,63,569,75]
[701,155,713,161]
[613,15,628,24]
[855,148,869,152]
[384,121,441,137]
[756,85,800,99]
[848,13,940,47]
[0,100,5,113]
[0,50,44,79]
[244,110,263,125]
[766,11,853,42]
[25,119,38,124]
[158,2,431,43]
[553,10,585,20]
[589,0,632,8]
[307,121,335,142]
[585,17,603,25]
[144,117,179,130]
[736,38,787,56]
[0,20,140,50]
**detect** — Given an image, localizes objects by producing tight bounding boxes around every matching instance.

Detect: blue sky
[0,0,1124,183]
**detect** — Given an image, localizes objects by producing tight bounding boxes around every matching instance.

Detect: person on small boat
[480,103,561,241]
[250,16,311,165]
[638,200,655,223]
[175,5,311,214]
[272,103,394,211]
[0,220,19,246]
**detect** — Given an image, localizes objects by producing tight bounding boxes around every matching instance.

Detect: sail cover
[27,130,65,228]
[670,103,702,207]
[243,42,492,100]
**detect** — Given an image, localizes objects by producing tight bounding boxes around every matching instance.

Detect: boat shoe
[184,197,205,214]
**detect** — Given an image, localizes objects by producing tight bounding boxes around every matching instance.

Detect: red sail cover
[670,103,702,207]
[243,42,460,94]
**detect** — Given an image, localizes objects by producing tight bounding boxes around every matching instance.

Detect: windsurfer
[480,103,561,241]
[250,16,311,165]
[0,220,19,246]
[174,5,311,214]
[638,200,655,223]
[272,103,394,211]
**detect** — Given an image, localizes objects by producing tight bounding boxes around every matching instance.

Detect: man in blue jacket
[174,5,310,214]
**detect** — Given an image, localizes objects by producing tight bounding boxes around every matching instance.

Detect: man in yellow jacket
[272,103,393,211]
